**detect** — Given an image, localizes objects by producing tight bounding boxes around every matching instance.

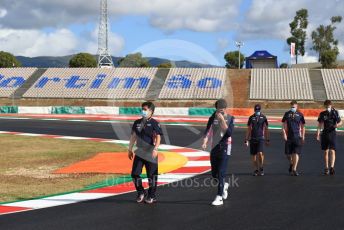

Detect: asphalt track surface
[0,118,343,230]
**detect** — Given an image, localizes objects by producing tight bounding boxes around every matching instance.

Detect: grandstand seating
[23,68,158,99]
[0,68,37,97]
[250,69,314,100]
[321,69,344,100]
[158,68,226,99]
[3,67,341,102]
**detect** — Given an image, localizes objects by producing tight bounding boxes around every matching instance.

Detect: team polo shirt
[204,113,234,148]
[131,117,163,149]
[318,109,341,133]
[247,114,269,140]
[282,111,305,139]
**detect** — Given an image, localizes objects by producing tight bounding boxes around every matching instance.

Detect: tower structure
[98,0,114,67]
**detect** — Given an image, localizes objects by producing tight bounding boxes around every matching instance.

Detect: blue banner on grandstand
[166,75,222,89]
[33,74,151,89]
[0,75,26,88]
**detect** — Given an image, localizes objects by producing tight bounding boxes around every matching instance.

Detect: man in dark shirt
[202,99,234,206]
[282,100,306,176]
[245,104,270,176]
[316,100,342,175]
[128,102,163,204]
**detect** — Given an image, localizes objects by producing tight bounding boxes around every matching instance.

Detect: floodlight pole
[236,41,244,69]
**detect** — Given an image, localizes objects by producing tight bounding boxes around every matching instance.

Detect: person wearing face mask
[316,100,342,175]
[202,99,234,206]
[245,104,270,176]
[282,100,306,176]
[128,101,163,204]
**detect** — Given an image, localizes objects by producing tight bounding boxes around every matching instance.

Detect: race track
[0,118,343,230]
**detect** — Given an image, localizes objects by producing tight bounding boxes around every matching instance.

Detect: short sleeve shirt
[131,118,163,149]
[318,109,341,133]
[282,111,305,139]
[247,114,269,140]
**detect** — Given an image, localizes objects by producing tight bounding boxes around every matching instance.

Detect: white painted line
[184,161,211,167]
[17,133,44,137]
[159,173,196,181]
[141,173,198,183]
[55,136,88,140]
[0,131,12,134]
[158,144,184,150]
[0,117,30,120]
[43,192,116,202]
[108,140,130,144]
[4,193,115,209]
[178,152,210,157]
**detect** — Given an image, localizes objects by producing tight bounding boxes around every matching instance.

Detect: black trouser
[131,155,158,198]
[210,143,229,196]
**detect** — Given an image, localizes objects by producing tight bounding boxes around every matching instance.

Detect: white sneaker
[211,195,223,206]
[222,183,229,200]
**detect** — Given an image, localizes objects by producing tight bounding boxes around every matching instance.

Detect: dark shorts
[321,132,337,151]
[250,139,264,155]
[285,137,303,155]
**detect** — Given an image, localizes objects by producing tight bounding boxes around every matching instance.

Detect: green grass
[0,134,126,203]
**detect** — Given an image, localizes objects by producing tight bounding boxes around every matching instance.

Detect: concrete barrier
[155,107,189,116]
[85,107,119,115]
[339,110,344,118]
[18,106,52,114]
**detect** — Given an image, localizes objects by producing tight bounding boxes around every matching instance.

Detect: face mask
[255,111,261,116]
[327,107,332,113]
[142,110,149,118]
[291,107,297,113]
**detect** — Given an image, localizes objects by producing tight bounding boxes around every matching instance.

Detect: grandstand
[321,69,344,101]
[158,68,226,99]
[0,67,344,109]
[23,68,158,99]
[249,68,314,100]
[0,68,37,97]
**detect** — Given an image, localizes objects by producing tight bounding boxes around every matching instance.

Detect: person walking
[128,101,163,204]
[245,104,270,176]
[202,99,234,206]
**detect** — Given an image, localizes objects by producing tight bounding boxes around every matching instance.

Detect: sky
[0,0,343,66]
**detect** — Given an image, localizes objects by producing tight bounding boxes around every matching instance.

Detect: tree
[69,53,97,68]
[0,51,21,68]
[311,16,342,68]
[320,49,338,69]
[224,51,245,69]
[118,53,150,67]
[157,62,172,68]
[279,63,289,68]
[286,9,308,64]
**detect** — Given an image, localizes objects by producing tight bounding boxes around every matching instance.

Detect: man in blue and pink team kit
[316,100,342,175]
[245,104,270,176]
[282,100,306,176]
[202,99,234,206]
[128,102,163,204]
